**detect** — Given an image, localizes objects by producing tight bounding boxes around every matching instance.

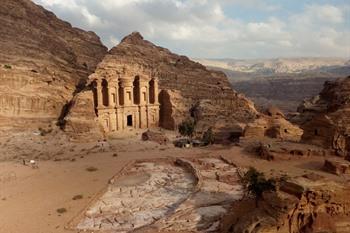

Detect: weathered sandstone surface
[244,107,303,142]
[0,0,107,130]
[296,77,350,156]
[226,175,350,233]
[63,91,104,140]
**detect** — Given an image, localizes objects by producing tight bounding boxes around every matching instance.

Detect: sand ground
[0,134,348,233]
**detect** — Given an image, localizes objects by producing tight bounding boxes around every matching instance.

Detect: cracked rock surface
[75,158,244,232]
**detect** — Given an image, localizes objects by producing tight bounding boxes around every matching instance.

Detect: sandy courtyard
[0,133,348,233]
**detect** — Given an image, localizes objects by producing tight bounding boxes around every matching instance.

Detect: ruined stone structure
[89,72,160,132]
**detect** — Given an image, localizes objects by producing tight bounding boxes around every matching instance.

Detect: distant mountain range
[194,57,350,77]
[195,57,350,113]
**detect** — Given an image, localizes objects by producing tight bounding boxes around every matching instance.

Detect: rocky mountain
[0,0,107,130]
[295,76,350,156]
[196,58,350,113]
[233,76,335,113]
[196,57,349,75]
[65,32,258,138]
[211,70,349,114]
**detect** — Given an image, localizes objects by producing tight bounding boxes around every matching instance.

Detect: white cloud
[32,0,350,58]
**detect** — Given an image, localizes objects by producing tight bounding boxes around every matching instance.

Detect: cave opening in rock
[314,129,319,136]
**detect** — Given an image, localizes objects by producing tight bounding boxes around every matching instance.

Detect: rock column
[154,78,159,104]
[96,80,103,108]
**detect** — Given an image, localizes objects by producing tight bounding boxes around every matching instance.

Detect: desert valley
[0,1,350,233]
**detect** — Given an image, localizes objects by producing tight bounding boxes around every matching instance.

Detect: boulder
[323,159,350,175]
[266,106,285,118]
[256,143,274,161]
[244,114,303,142]
[141,130,169,145]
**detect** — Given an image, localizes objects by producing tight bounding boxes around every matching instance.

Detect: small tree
[178,119,196,139]
[189,101,202,124]
[243,167,276,207]
[202,127,215,145]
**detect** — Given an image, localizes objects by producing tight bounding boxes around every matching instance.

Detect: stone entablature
[89,70,160,133]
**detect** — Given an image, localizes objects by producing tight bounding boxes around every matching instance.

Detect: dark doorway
[102,79,109,107]
[149,79,155,104]
[127,115,133,127]
[133,76,140,104]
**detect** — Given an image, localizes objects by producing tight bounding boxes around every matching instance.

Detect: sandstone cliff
[225,176,350,233]
[69,32,257,136]
[296,77,350,156]
[0,0,107,130]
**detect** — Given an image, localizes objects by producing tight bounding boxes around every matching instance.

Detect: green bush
[4,64,12,69]
[178,119,196,139]
[243,167,276,207]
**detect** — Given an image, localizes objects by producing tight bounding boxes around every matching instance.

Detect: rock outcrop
[0,0,107,130]
[296,77,350,156]
[244,106,303,142]
[141,130,169,145]
[62,91,103,141]
[323,159,350,176]
[226,176,350,233]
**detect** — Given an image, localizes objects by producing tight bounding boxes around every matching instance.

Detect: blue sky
[33,0,350,59]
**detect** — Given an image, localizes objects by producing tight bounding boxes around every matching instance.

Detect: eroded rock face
[244,107,303,142]
[63,90,103,140]
[227,176,350,233]
[0,0,107,130]
[106,32,258,132]
[296,77,350,155]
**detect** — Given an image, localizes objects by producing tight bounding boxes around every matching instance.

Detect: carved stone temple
[89,70,160,133]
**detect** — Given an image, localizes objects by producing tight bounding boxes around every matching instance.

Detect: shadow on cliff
[57,78,89,129]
